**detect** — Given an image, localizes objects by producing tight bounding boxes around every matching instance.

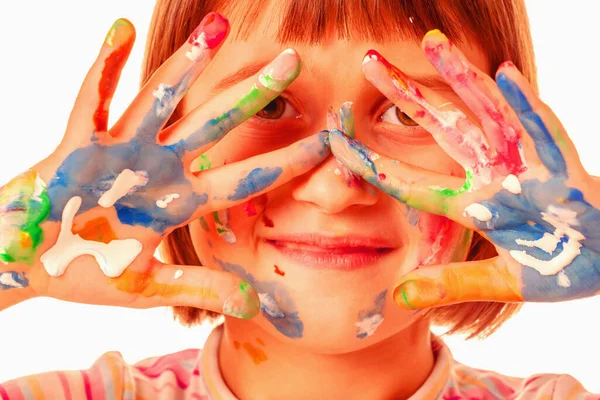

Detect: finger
[362,50,494,188]
[329,129,477,225]
[112,261,260,318]
[165,48,302,162]
[67,19,135,142]
[192,131,330,213]
[495,63,570,177]
[422,30,527,175]
[393,257,523,309]
[111,12,230,140]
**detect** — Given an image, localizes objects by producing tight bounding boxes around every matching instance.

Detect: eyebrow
[212,61,455,94]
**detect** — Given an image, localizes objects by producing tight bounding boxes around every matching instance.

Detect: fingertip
[105,18,136,49]
[222,279,261,319]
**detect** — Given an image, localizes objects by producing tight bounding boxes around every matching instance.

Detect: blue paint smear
[0,271,29,290]
[227,167,282,201]
[214,257,304,339]
[496,73,567,176]
[469,178,600,301]
[356,289,387,339]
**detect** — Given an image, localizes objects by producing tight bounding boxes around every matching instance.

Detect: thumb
[114,262,260,319]
[393,257,523,309]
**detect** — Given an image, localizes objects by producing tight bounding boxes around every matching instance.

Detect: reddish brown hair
[145,0,535,338]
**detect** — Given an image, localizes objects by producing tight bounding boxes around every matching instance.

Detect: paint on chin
[355,289,387,339]
[214,257,304,339]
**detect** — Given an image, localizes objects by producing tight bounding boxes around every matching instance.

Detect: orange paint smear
[110,269,219,300]
[242,342,268,365]
[73,217,118,244]
[233,341,241,350]
[255,338,265,346]
[274,265,285,276]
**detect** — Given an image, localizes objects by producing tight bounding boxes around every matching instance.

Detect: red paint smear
[243,200,257,216]
[94,40,133,132]
[415,110,426,118]
[262,214,274,228]
[378,173,387,180]
[274,265,285,276]
[188,12,229,49]
[254,193,268,208]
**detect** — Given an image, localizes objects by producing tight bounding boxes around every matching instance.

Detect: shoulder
[445,362,596,399]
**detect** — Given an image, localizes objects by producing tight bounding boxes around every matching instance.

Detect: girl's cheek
[414,212,466,268]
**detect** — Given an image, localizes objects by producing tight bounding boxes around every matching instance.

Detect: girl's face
[182,11,489,352]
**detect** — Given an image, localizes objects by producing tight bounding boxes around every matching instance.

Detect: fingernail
[393,279,443,309]
[259,49,301,91]
[189,12,229,50]
[222,279,261,319]
[105,18,135,48]
[213,210,236,244]
[328,130,376,176]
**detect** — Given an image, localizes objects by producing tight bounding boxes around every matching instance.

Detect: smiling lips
[264,234,396,270]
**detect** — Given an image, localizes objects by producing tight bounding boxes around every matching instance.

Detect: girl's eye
[255,97,300,120]
[380,105,418,126]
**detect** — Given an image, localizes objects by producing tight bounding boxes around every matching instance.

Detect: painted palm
[330,30,600,308]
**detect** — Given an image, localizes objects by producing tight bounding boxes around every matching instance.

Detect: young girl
[1,0,598,398]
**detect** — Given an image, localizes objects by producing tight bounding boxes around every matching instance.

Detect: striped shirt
[1,325,597,399]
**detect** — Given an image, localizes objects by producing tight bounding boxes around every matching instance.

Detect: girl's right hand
[0,14,329,318]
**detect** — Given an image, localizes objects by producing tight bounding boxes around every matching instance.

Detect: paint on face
[340,101,355,138]
[95,19,135,133]
[0,271,29,290]
[405,206,420,226]
[227,168,282,201]
[0,171,50,264]
[213,210,236,244]
[186,12,228,61]
[274,265,285,276]
[40,197,143,278]
[355,290,387,339]
[243,199,257,217]
[214,257,304,338]
[242,342,268,365]
[156,193,180,209]
[262,214,275,228]
[199,216,210,232]
[72,217,118,244]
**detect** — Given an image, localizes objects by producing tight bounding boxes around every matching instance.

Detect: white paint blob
[516,232,560,254]
[557,271,571,288]
[258,292,284,318]
[186,32,208,61]
[174,269,184,280]
[98,169,148,208]
[40,196,143,278]
[355,314,384,338]
[333,168,342,176]
[502,174,522,194]
[156,193,180,209]
[510,205,585,276]
[464,203,493,222]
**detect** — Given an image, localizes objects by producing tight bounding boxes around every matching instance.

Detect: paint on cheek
[355,289,387,339]
[40,197,143,278]
[213,210,236,244]
[233,341,241,350]
[242,342,268,365]
[418,215,455,266]
[0,171,50,264]
[0,271,29,290]
[451,228,473,263]
[405,206,420,226]
[199,216,210,232]
[227,167,283,201]
[111,268,220,299]
[72,217,118,244]
[274,265,285,276]
[243,199,257,217]
[262,214,275,228]
[97,169,149,208]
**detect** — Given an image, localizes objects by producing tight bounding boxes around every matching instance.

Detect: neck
[219,317,434,400]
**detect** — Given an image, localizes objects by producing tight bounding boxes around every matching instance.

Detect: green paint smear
[199,216,210,232]
[426,170,474,214]
[197,154,211,171]
[1,177,51,265]
[235,85,262,116]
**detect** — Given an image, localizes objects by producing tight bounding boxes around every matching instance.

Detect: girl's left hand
[329,30,600,309]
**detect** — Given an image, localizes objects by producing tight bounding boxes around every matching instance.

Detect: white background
[1,0,599,392]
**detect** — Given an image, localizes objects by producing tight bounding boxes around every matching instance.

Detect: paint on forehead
[214,256,304,338]
[227,167,282,201]
[355,289,387,339]
[0,171,50,264]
